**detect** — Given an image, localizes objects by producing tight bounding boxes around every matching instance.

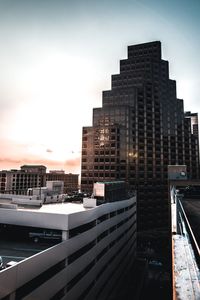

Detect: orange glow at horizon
[0,50,104,173]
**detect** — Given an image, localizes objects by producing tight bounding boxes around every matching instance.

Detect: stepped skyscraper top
[81,41,199,231]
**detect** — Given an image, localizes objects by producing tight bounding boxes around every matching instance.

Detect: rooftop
[0,200,88,231]
[18,202,86,214]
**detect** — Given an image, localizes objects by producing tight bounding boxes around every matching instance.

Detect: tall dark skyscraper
[81,41,199,231]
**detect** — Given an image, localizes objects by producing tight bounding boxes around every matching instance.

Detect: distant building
[0,165,46,195]
[46,171,79,194]
[81,41,199,231]
[46,180,64,194]
[0,180,65,208]
[184,111,199,136]
[20,165,47,174]
[49,170,65,174]
[27,180,64,200]
[0,166,78,195]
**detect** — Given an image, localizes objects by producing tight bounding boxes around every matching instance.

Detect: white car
[0,256,3,270]
[6,261,18,268]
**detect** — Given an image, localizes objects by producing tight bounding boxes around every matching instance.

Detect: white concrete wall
[0,208,69,230]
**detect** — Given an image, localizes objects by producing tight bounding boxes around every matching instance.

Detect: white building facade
[0,196,136,300]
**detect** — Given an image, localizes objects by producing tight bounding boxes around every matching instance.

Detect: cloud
[64,157,81,173]
[0,138,81,174]
[0,156,81,174]
[46,148,53,153]
[0,158,22,164]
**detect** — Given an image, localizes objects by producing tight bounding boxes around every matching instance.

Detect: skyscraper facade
[81,41,199,231]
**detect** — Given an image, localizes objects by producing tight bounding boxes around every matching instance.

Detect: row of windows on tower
[12,180,40,185]
[81,173,168,183]
[112,77,166,88]
[128,48,160,59]
[81,145,197,157]
[112,69,167,83]
[12,174,40,178]
[82,165,166,172]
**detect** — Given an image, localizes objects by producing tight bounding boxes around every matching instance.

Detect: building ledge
[173,234,200,299]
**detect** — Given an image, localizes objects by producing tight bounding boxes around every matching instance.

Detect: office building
[0,165,46,195]
[81,41,199,231]
[46,171,79,194]
[0,166,79,196]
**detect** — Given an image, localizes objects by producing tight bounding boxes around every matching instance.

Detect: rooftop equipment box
[93,181,127,205]
[168,165,187,180]
[83,198,96,208]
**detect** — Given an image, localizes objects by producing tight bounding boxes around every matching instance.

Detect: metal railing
[177,198,200,269]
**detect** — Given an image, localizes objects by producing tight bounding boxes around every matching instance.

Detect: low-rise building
[0,192,136,299]
[46,171,79,194]
[0,166,46,195]
[0,166,78,195]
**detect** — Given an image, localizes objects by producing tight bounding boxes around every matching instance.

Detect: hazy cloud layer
[0,157,80,174]
[0,0,199,173]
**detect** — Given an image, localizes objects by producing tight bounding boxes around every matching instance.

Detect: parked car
[0,256,3,270]
[6,261,18,268]
[29,230,62,243]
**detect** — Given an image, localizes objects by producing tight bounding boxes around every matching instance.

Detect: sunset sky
[0,0,200,174]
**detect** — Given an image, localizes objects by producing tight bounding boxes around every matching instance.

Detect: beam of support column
[62,230,68,241]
